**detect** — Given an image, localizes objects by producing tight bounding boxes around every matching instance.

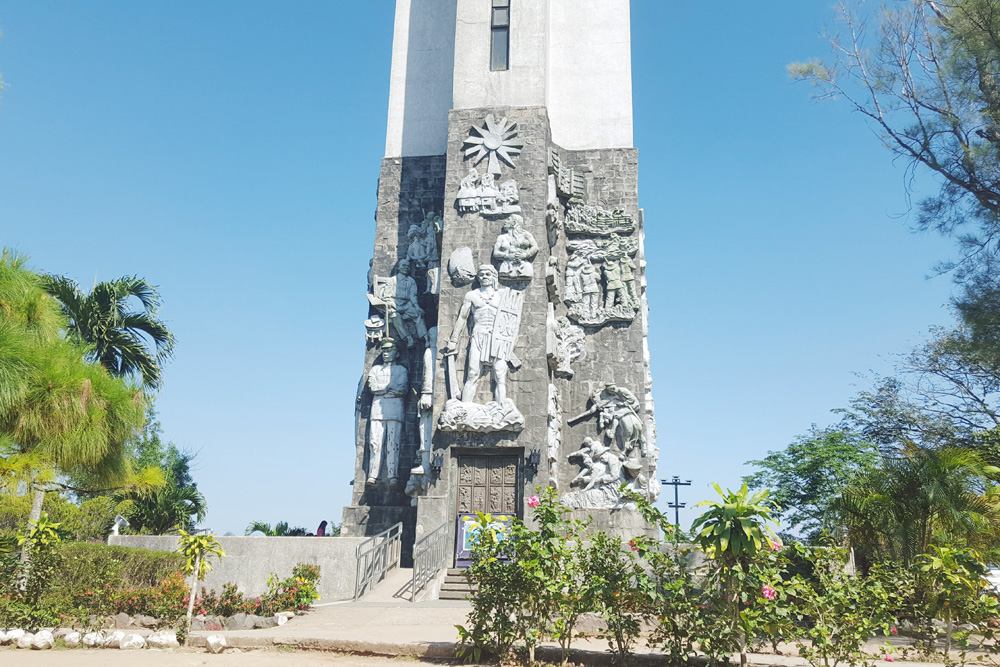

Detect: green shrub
[50,542,185,597]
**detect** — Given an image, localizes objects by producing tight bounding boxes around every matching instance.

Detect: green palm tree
[245,521,308,536]
[0,251,160,521]
[42,275,176,390]
[118,483,207,535]
[836,443,1000,565]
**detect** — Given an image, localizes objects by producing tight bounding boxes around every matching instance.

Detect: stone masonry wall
[428,107,554,514]
[343,155,446,547]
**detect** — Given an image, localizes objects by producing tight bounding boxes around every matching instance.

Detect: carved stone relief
[564,203,636,236]
[438,265,525,433]
[406,211,441,268]
[562,437,629,510]
[492,214,538,282]
[546,303,585,378]
[456,169,522,217]
[548,148,586,201]
[547,384,561,488]
[463,114,523,178]
[569,384,646,463]
[365,339,408,485]
[563,235,640,326]
[448,247,476,287]
[367,259,427,347]
[405,327,438,505]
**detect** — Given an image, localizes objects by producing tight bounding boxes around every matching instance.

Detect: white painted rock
[205,634,227,654]
[147,631,180,649]
[64,631,82,647]
[3,629,25,645]
[0,629,8,644]
[274,613,287,626]
[103,630,125,648]
[120,633,146,650]
[31,630,54,650]
[82,631,104,647]
[17,633,34,649]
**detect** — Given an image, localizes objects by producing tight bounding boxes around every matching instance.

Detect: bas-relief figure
[406,211,442,269]
[404,326,438,505]
[455,168,522,217]
[563,235,641,326]
[562,437,629,510]
[413,326,438,476]
[546,304,585,378]
[570,384,646,464]
[564,203,636,236]
[368,258,427,347]
[439,265,525,433]
[492,215,539,281]
[365,339,408,486]
[547,384,561,488]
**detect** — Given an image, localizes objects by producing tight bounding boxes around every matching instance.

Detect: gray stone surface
[120,633,146,650]
[63,631,81,647]
[347,103,655,553]
[109,535,365,602]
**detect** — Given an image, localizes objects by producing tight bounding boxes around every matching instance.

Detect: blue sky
[1,2,957,534]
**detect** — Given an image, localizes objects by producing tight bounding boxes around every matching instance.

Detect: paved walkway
[185,569,976,667]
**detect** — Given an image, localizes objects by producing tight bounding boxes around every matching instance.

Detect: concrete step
[442,584,473,592]
[438,589,472,601]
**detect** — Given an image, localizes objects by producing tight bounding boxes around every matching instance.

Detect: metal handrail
[410,522,450,602]
[354,521,403,601]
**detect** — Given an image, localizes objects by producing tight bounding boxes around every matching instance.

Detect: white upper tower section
[384,0,633,158]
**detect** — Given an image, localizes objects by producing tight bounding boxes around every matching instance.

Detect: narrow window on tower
[491,0,510,71]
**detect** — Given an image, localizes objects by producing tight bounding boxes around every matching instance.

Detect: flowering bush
[457,488,593,664]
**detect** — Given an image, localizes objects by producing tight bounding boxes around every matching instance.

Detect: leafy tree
[744,427,878,540]
[791,0,1000,351]
[115,411,206,534]
[0,252,159,516]
[43,274,176,390]
[0,248,162,587]
[791,0,1000,281]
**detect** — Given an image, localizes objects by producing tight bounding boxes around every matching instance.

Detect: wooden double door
[456,454,520,516]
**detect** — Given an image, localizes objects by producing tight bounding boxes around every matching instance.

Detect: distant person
[316,520,328,536]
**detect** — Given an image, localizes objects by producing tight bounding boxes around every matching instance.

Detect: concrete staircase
[438,568,476,601]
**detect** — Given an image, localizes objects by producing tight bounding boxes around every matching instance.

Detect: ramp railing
[410,522,450,601]
[354,521,403,601]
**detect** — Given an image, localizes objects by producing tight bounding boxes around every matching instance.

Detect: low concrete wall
[109,536,366,602]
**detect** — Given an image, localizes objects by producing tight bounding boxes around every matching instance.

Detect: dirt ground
[0,647,467,667]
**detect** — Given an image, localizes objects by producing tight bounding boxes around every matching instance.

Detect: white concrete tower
[385,0,634,157]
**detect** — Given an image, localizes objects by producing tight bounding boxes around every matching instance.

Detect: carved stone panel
[456,455,520,516]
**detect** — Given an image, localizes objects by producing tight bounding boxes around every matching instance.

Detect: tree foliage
[42,274,176,390]
[744,427,878,539]
[792,0,1000,355]
[0,251,157,501]
[114,411,206,535]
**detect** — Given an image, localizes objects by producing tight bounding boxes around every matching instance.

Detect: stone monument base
[565,508,659,542]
